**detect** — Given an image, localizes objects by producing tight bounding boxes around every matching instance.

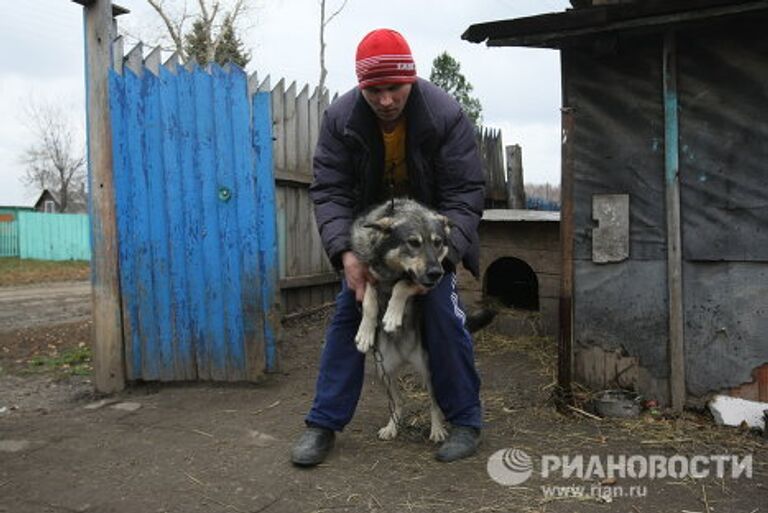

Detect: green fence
[0,221,19,257]
[18,212,91,261]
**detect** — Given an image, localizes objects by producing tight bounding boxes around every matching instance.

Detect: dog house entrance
[484,257,539,311]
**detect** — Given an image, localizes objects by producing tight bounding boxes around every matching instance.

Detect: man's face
[361,83,412,123]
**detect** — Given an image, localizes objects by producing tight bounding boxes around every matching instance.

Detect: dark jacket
[309,78,485,277]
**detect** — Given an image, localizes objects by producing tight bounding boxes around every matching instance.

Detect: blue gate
[108,56,278,382]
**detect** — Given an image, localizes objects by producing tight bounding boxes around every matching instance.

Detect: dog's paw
[429,423,449,443]
[377,422,399,441]
[354,328,374,353]
[381,308,403,333]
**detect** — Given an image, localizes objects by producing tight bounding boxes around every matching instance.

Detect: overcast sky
[0,0,569,207]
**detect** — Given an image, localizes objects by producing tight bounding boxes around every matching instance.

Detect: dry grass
[0,257,89,286]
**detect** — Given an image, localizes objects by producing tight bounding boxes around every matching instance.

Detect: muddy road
[0,281,90,331]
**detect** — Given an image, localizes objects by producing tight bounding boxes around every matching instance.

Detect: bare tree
[20,101,86,213]
[143,0,250,65]
[319,0,348,95]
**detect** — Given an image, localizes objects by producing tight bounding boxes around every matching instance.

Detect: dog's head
[365,208,452,289]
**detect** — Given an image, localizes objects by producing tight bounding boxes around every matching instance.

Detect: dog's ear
[364,217,395,233]
[436,214,452,234]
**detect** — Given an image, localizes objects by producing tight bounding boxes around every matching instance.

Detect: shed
[464,0,768,409]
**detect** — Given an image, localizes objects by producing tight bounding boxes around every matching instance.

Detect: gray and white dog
[351,198,451,443]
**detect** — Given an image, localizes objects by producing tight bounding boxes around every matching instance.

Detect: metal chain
[372,332,400,428]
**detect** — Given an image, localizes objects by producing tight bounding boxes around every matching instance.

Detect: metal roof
[463,0,768,48]
[482,209,560,222]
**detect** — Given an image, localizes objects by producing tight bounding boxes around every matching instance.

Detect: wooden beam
[505,145,525,209]
[275,170,312,187]
[664,31,686,413]
[279,272,339,290]
[83,0,125,392]
[556,59,575,408]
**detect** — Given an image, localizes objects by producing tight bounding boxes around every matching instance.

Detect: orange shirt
[381,117,409,197]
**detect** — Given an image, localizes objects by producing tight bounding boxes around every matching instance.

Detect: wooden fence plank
[276,187,287,280]
[296,84,310,176]
[159,62,194,380]
[143,62,176,381]
[251,87,280,372]
[309,87,320,164]
[271,79,285,173]
[194,65,226,381]
[177,65,207,381]
[288,187,300,278]
[284,81,298,174]
[213,64,249,380]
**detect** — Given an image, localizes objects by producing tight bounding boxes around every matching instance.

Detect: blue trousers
[305,273,482,431]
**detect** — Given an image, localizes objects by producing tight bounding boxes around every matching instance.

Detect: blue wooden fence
[109,53,278,382]
[18,212,91,261]
[0,221,19,257]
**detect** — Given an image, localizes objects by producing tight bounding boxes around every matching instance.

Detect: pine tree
[429,52,483,126]
[183,15,250,67]
[184,19,211,65]
[214,16,251,68]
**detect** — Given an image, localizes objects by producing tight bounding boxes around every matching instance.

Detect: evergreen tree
[214,16,251,68]
[184,19,211,64]
[183,15,250,67]
[429,52,483,126]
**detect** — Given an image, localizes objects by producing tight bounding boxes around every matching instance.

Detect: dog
[350,198,452,443]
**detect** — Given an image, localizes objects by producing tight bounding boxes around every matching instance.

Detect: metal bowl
[594,389,642,418]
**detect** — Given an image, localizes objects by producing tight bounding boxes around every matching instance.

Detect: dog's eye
[407,238,422,248]
[433,238,443,249]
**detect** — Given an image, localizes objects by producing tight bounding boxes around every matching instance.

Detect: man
[291,28,484,466]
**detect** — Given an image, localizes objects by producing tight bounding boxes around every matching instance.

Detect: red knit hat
[355,29,417,89]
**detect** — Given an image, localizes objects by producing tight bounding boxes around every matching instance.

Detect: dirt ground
[0,281,90,331]
[0,283,766,513]
[0,258,89,287]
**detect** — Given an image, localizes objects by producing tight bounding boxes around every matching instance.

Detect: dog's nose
[424,269,443,285]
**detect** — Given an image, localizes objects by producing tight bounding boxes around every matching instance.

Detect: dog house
[458,209,560,336]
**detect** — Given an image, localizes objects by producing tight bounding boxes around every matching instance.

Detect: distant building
[33,188,87,214]
[34,189,61,213]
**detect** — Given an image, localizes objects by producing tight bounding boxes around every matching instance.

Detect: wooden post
[663,31,686,412]
[557,71,575,408]
[505,144,526,209]
[82,0,125,392]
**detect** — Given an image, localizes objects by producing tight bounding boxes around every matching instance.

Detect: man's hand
[342,251,371,302]
[414,284,431,295]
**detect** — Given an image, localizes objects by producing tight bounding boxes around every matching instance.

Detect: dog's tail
[465,307,497,334]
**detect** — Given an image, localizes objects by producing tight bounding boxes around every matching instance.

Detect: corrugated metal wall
[18,212,90,261]
[0,221,19,257]
[108,46,278,382]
